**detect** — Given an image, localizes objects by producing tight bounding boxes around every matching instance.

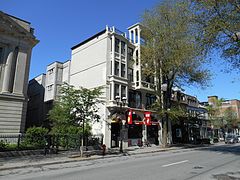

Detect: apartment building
[0,11,38,135]
[207,96,240,134]
[171,90,209,143]
[26,60,70,128]
[69,23,161,148]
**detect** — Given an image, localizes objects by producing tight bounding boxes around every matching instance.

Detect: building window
[114,84,120,97]
[115,38,120,53]
[128,47,133,60]
[121,63,126,78]
[110,83,112,100]
[48,68,54,75]
[136,91,142,109]
[128,68,133,82]
[121,41,126,55]
[146,93,156,108]
[121,85,126,99]
[136,50,139,65]
[135,29,139,43]
[145,75,154,84]
[136,71,139,81]
[0,47,3,63]
[110,38,112,52]
[114,61,119,76]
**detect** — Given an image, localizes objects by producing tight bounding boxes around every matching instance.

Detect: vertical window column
[2,45,15,93]
[114,83,120,99]
[133,29,136,44]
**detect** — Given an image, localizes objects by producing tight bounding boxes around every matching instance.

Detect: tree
[223,107,239,131]
[206,98,225,128]
[192,0,240,70]
[141,0,210,147]
[49,83,102,154]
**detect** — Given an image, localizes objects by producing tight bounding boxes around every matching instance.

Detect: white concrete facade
[0,11,38,135]
[44,60,71,102]
[69,24,157,147]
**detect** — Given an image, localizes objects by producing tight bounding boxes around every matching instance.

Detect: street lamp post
[115,96,127,153]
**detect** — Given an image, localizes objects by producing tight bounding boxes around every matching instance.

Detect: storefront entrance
[111,123,120,148]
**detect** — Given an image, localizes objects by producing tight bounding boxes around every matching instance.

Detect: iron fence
[0,134,103,152]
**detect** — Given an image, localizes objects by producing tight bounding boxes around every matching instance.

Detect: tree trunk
[162,113,168,148]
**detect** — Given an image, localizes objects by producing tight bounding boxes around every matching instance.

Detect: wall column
[111,36,115,75]
[2,46,15,93]
[13,49,28,95]
[138,28,141,45]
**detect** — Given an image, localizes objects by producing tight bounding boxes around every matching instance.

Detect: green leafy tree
[22,126,49,148]
[141,0,210,147]
[223,107,239,130]
[49,83,102,136]
[192,0,240,70]
[206,98,225,128]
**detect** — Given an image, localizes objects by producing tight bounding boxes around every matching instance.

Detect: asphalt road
[1,143,240,180]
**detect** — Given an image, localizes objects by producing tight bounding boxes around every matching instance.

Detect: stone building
[0,11,38,135]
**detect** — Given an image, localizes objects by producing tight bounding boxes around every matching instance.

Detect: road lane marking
[162,160,189,167]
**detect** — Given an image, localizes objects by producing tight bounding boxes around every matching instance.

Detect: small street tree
[206,98,225,128]
[192,0,240,70]
[141,0,210,147]
[223,107,239,132]
[49,83,102,155]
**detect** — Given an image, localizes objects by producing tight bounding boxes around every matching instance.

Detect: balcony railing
[115,28,126,37]
[136,81,155,90]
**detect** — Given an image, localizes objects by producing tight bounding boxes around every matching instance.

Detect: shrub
[22,126,49,148]
[0,140,8,151]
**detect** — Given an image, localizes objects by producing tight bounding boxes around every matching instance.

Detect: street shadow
[197,143,240,156]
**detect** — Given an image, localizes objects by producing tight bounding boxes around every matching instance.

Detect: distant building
[207,96,240,134]
[26,60,70,128]
[26,74,46,129]
[0,11,38,135]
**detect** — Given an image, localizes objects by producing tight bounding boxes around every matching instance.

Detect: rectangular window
[121,41,126,55]
[128,47,133,60]
[48,68,54,75]
[128,68,133,82]
[0,47,3,63]
[114,61,119,76]
[146,93,156,108]
[110,38,112,52]
[121,63,126,78]
[136,50,139,65]
[136,91,142,109]
[110,83,112,100]
[121,85,126,99]
[114,84,120,98]
[115,38,120,53]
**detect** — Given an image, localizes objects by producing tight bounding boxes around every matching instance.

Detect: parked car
[236,135,240,143]
[225,134,238,144]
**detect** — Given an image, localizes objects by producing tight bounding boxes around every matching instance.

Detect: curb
[0,145,211,171]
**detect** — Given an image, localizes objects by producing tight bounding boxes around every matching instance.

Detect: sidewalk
[0,143,211,171]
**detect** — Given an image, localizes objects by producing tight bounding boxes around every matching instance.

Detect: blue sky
[1,0,239,102]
